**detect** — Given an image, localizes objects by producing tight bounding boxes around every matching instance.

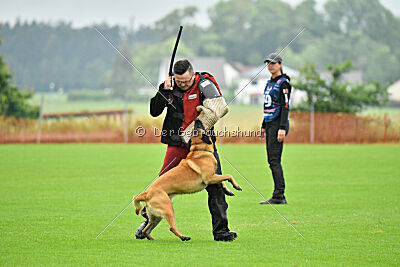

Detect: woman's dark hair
[173,59,193,75]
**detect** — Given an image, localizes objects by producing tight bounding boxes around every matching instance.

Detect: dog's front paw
[234,184,242,191]
[222,187,235,196]
[180,236,191,241]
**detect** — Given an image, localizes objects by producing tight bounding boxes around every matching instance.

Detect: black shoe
[135,220,148,239]
[260,198,287,204]
[214,231,237,241]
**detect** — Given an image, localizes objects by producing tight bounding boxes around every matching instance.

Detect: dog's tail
[133,192,147,215]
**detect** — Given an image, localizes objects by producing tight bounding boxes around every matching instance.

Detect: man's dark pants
[265,119,287,199]
[207,143,230,235]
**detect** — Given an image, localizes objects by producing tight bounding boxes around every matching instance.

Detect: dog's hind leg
[205,174,242,191]
[142,214,162,241]
[149,193,190,241]
[164,208,191,241]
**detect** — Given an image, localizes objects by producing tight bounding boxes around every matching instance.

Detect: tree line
[0,0,398,117]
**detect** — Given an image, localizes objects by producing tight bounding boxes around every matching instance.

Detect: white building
[234,64,305,105]
[234,65,368,106]
[388,79,400,104]
[158,58,369,107]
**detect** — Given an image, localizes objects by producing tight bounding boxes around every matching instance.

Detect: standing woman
[260,53,291,205]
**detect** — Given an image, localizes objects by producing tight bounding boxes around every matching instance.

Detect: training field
[1,144,399,266]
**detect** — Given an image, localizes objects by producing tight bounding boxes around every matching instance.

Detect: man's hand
[163,76,174,90]
[277,129,286,142]
[261,128,265,138]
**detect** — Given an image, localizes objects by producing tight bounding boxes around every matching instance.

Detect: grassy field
[29,93,265,130]
[1,144,399,265]
[29,93,400,131]
[29,93,261,116]
[30,93,400,116]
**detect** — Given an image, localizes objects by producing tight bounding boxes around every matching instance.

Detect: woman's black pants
[265,120,287,199]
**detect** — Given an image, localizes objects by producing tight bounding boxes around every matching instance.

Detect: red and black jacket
[150,72,222,146]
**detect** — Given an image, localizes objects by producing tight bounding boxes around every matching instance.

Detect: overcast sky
[0,0,399,29]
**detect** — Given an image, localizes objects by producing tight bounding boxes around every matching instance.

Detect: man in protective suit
[135,59,237,241]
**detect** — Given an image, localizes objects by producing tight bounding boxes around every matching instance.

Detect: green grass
[29,93,150,115]
[1,144,399,266]
[30,93,400,115]
[28,93,266,129]
[361,107,400,115]
[29,93,400,131]
[29,93,263,115]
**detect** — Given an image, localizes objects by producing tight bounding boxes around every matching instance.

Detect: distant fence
[221,112,399,144]
[0,111,399,144]
[287,112,398,144]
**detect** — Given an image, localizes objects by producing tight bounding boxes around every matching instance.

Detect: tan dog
[133,125,242,241]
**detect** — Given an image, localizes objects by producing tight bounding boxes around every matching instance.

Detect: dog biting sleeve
[197,97,229,129]
[180,97,229,144]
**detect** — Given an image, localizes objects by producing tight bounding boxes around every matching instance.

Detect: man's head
[173,59,195,90]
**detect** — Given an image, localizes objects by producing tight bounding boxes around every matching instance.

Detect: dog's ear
[201,133,212,144]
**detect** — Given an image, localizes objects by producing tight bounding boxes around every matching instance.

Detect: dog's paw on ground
[180,236,191,241]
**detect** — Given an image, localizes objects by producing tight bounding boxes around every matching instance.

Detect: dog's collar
[193,148,214,154]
